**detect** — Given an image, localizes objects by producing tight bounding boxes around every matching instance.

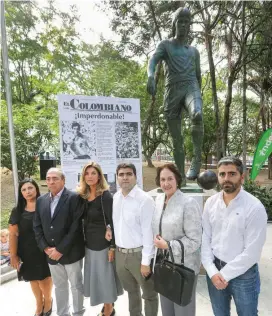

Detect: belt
[117,246,143,254]
[214,256,257,271]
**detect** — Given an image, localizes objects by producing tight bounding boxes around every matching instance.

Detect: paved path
[1,225,271,316]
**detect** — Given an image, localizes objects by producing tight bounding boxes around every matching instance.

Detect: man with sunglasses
[201,156,267,316]
[111,163,158,316]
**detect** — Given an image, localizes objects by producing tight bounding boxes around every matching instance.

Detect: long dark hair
[16,178,41,213]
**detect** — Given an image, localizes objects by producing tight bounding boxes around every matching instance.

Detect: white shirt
[201,189,267,282]
[50,188,64,217]
[113,185,155,265]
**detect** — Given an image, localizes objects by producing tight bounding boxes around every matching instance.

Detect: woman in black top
[77,162,123,316]
[9,179,53,316]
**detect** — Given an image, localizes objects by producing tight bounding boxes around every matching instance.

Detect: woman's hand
[10,255,20,271]
[108,249,115,262]
[105,228,112,241]
[154,235,169,249]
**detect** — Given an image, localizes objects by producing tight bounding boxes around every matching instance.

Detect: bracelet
[109,248,116,251]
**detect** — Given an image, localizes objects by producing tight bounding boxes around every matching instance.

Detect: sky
[54,0,118,44]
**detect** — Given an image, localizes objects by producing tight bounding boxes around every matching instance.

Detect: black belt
[214,256,257,271]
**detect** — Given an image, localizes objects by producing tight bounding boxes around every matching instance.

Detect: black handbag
[154,239,195,306]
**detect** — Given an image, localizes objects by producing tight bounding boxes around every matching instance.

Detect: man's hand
[48,248,63,261]
[10,255,20,271]
[44,247,54,256]
[108,249,115,262]
[105,228,112,241]
[211,273,228,290]
[147,76,156,96]
[141,264,151,278]
[154,235,169,249]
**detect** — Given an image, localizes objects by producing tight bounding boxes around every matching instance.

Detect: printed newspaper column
[57,94,142,192]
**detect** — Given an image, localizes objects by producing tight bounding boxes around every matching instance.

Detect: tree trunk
[205,154,208,170]
[145,155,154,168]
[242,1,247,179]
[222,74,235,155]
[205,30,222,160]
[268,153,272,180]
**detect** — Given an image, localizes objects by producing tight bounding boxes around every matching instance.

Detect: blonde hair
[1,229,9,237]
[77,161,109,199]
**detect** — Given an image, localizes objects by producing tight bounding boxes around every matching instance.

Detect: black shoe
[43,299,53,316]
[98,309,115,316]
[98,305,115,316]
[34,312,43,316]
[101,303,114,313]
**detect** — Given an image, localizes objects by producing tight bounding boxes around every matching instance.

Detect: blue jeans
[207,264,260,316]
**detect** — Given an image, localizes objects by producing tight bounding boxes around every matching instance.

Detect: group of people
[8,156,267,316]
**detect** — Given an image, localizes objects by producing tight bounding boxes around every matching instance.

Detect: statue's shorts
[163,80,203,120]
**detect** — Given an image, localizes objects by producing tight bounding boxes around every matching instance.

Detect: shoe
[186,159,201,180]
[98,310,115,316]
[43,299,53,316]
[101,303,114,313]
[34,312,43,316]
[98,306,115,316]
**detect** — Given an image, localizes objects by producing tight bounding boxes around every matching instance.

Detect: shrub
[243,180,272,221]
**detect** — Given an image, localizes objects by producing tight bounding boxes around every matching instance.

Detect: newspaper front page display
[58,95,143,192]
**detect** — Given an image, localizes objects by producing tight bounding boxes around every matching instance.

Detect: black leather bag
[154,240,195,306]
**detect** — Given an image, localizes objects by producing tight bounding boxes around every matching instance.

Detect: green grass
[1,209,11,229]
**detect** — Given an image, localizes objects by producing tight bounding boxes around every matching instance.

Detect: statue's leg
[164,84,186,186]
[185,83,204,180]
[166,118,186,186]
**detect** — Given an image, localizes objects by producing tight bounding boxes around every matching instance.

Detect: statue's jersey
[154,39,198,86]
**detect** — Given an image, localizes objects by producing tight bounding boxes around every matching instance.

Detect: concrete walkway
[1,225,271,316]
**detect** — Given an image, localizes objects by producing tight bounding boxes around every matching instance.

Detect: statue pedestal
[148,184,216,213]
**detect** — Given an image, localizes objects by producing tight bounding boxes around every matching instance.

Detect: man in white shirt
[112,163,158,316]
[201,156,267,316]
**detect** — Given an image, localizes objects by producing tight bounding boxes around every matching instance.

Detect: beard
[220,181,240,193]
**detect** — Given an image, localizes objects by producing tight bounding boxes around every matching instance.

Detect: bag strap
[166,241,175,264]
[100,191,107,229]
[159,201,167,236]
[175,239,185,265]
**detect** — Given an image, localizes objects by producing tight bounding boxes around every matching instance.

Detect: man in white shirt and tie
[112,163,158,316]
[201,156,267,316]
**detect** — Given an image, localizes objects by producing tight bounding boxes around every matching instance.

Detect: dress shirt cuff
[206,263,219,279]
[219,270,231,282]
[141,255,151,266]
